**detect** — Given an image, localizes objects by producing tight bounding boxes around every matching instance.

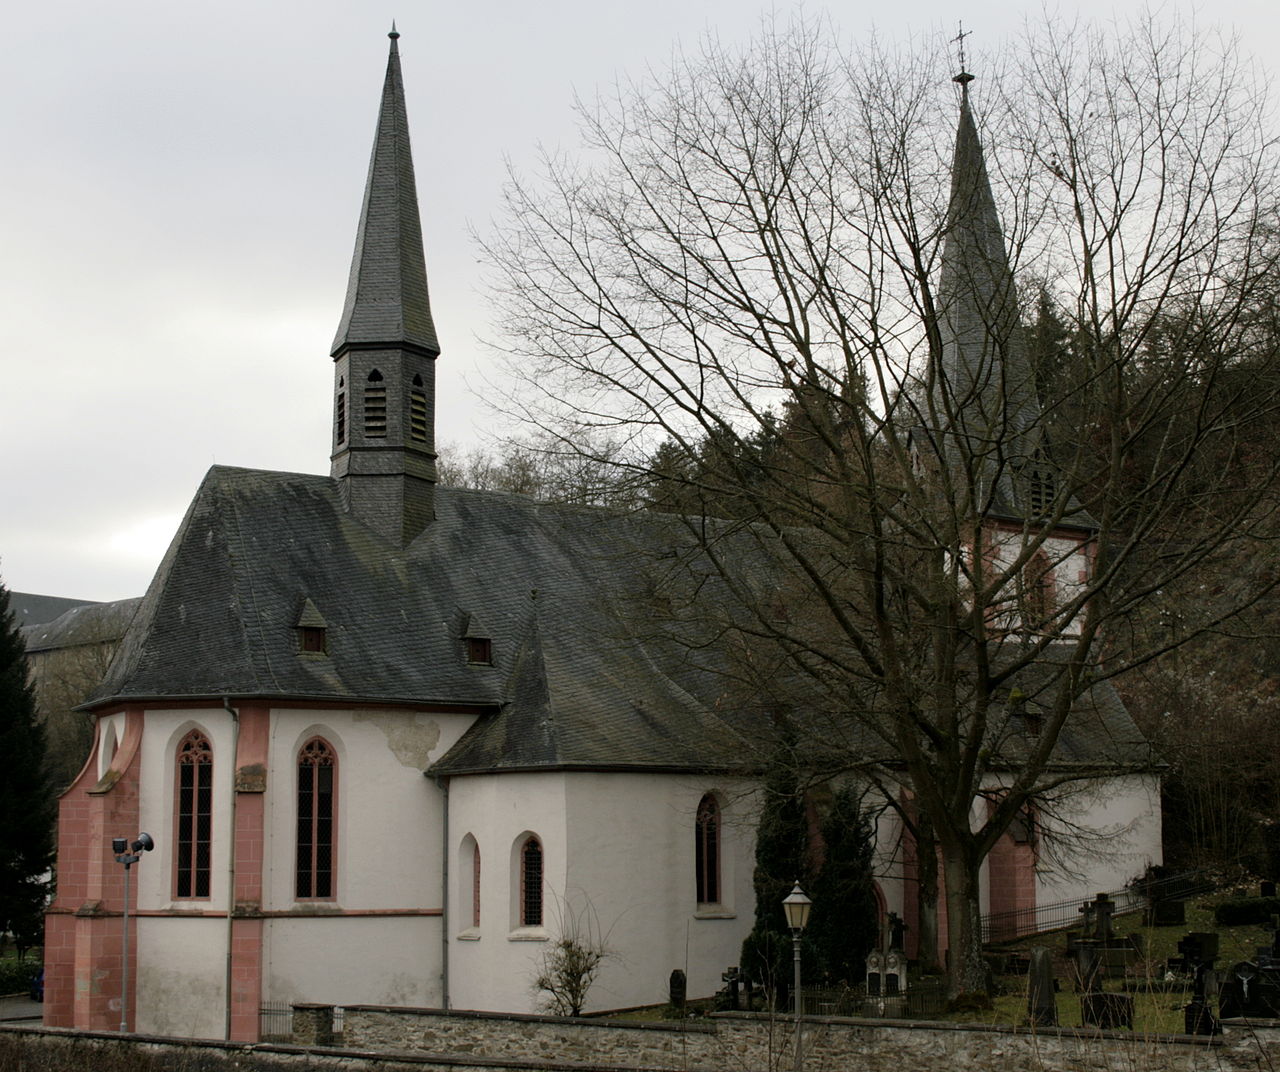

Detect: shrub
[0,957,39,995]
[1213,896,1280,926]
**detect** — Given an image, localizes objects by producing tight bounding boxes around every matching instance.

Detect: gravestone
[1082,992,1134,1029]
[1218,961,1280,1019]
[865,916,907,1016]
[1027,946,1057,1027]
[669,969,687,1013]
[1147,899,1186,927]
[718,966,739,1011]
[866,947,882,996]
[889,911,907,952]
[1177,932,1221,1035]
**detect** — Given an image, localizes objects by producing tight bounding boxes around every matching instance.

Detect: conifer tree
[0,574,55,957]
[805,785,878,986]
[739,766,810,1005]
[740,770,878,1001]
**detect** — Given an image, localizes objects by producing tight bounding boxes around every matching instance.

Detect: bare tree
[531,893,616,1017]
[482,14,1280,996]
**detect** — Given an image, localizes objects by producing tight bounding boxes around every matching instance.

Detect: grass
[950,889,1268,1033]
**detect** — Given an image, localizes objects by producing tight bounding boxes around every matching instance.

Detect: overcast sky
[3,0,1278,603]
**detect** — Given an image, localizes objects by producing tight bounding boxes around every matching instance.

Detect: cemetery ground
[613,885,1266,1034]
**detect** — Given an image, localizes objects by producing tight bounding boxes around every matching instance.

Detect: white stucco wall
[868,773,1162,923]
[1033,773,1163,909]
[124,703,478,1032]
[136,917,227,1038]
[986,526,1090,635]
[264,916,441,1008]
[445,771,758,1015]
[133,709,238,911]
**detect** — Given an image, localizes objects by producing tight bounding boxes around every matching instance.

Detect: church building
[43,33,1160,1040]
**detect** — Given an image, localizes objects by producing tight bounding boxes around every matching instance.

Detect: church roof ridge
[330,28,440,358]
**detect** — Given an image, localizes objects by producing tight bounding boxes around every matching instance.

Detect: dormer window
[462,613,493,665]
[296,598,329,655]
[300,627,327,654]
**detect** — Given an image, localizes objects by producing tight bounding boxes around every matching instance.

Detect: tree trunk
[914,814,941,973]
[942,850,987,999]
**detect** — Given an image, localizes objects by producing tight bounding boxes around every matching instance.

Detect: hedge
[1213,896,1280,926]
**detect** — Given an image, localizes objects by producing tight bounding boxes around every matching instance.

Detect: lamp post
[112,833,154,1032]
[782,882,812,1072]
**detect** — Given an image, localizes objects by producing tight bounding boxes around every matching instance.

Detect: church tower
[933,68,1068,524]
[932,69,1095,640]
[330,26,439,545]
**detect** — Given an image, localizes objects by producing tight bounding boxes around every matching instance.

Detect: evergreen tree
[740,769,879,1001]
[739,765,810,1005]
[0,573,55,958]
[805,785,878,985]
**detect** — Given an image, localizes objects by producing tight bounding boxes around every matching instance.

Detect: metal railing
[981,868,1218,944]
[258,1001,346,1042]
[799,980,947,1019]
[259,1000,292,1042]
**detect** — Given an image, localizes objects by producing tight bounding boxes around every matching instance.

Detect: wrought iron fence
[799,980,947,1019]
[259,1001,344,1043]
[980,868,1218,944]
[259,1000,292,1042]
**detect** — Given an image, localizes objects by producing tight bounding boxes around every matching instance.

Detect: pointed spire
[331,28,439,358]
[935,70,1039,447]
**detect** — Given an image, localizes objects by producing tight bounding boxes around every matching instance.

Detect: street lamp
[781,882,811,1072]
[113,833,154,1032]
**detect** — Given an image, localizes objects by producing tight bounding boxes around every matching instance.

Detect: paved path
[0,994,43,1024]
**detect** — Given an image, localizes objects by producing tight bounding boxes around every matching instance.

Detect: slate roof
[84,465,1153,778]
[11,592,101,630]
[330,29,439,358]
[89,466,756,775]
[23,598,140,654]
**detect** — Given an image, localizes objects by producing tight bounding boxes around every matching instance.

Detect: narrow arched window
[336,377,346,445]
[297,738,336,899]
[472,843,482,928]
[695,794,721,904]
[364,370,387,438]
[521,837,543,926]
[1022,550,1055,630]
[175,730,213,898]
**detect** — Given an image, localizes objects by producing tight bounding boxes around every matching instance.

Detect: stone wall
[343,1005,1280,1072]
[10,1008,1280,1072]
[345,1005,717,1068]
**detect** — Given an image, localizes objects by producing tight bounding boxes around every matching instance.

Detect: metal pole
[120,861,131,1033]
[792,930,802,1072]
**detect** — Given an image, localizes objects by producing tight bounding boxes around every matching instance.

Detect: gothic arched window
[175,730,213,898]
[297,737,336,899]
[520,836,543,926]
[695,794,721,905]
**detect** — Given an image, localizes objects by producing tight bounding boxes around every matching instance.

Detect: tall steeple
[935,70,1040,460]
[330,25,438,545]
